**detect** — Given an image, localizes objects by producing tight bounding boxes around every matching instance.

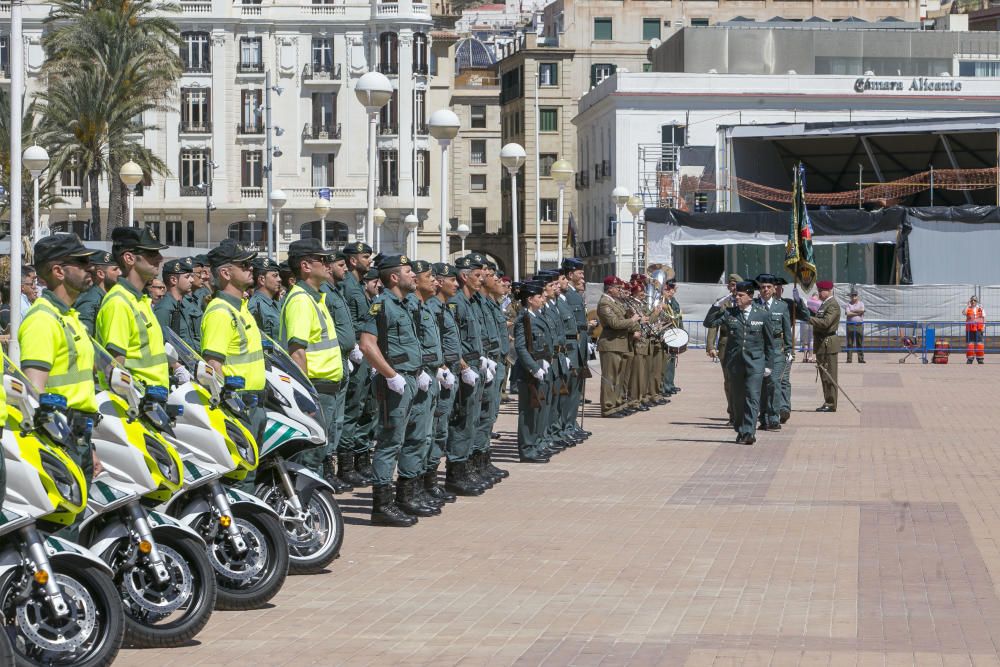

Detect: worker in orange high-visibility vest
[965,296,986,365]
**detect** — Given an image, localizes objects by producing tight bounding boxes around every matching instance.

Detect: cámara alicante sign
[853,77,963,93]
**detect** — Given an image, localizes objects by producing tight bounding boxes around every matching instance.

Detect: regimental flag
[784,163,817,290]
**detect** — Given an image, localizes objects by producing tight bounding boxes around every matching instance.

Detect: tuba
[645,266,668,310]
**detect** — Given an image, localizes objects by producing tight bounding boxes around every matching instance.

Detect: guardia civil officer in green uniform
[201,240,267,488]
[358,254,424,527]
[754,273,792,431]
[96,227,170,390]
[73,250,120,336]
[775,277,795,423]
[553,269,584,446]
[339,242,376,482]
[280,238,347,487]
[424,263,460,504]
[247,256,282,339]
[536,271,570,453]
[191,254,213,309]
[480,261,512,478]
[703,280,779,445]
[445,255,489,496]
[560,258,592,442]
[468,255,506,487]
[705,273,741,425]
[321,251,366,488]
[20,233,104,485]
[513,280,553,462]
[154,257,200,350]
[404,259,447,516]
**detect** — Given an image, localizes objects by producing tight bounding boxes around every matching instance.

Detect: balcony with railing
[470,150,487,165]
[240,187,264,199]
[285,186,366,200]
[302,123,342,141]
[376,2,398,15]
[236,122,264,136]
[412,2,429,14]
[302,63,342,83]
[182,61,211,74]
[455,71,499,89]
[238,3,262,15]
[180,185,207,197]
[414,123,428,135]
[378,123,399,136]
[309,2,346,14]
[60,186,82,199]
[417,185,430,197]
[377,62,399,75]
[378,184,399,196]
[179,120,212,134]
[180,0,212,13]
[237,60,265,74]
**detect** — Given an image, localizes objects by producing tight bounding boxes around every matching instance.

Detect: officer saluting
[357,254,424,527]
[154,256,199,350]
[703,280,778,445]
[19,234,104,484]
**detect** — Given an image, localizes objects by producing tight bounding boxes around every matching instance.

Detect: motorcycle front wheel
[117,534,217,648]
[1,561,125,667]
[259,484,343,574]
[207,506,289,610]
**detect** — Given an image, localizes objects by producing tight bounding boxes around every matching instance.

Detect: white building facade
[2,0,442,256]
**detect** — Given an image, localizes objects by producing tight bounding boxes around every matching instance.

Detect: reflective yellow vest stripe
[100,291,169,370]
[31,302,94,387]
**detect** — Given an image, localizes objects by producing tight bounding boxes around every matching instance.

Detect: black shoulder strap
[376,302,389,355]
[169,299,182,333]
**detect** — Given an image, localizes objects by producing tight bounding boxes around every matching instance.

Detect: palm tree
[40,0,180,237]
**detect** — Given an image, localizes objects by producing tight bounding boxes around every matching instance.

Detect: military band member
[247,257,282,339]
[597,277,640,418]
[703,280,778,445]
[154,256,200,350]
[661,279,683,396]
[73,251,120,336]
[754,274,792,431]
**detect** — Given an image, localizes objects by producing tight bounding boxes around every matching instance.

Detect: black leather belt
[312,380,343,394]
[444,353,460,364]
[462,352,481,363]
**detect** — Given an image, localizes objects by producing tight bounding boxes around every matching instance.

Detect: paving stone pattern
[117,355,1000,666]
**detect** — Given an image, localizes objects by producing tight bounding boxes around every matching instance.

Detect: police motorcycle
[255,336,343,574]
[83,345,217,648]
[161,330,289,609]
[0,357,125,667]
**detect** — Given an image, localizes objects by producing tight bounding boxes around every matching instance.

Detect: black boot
[467,452,494,489]
[371,484,416,526]
[445,460,484,496]
[424,470,456,503]
[322,456,354,493]
[478,450,502,483]
[396,477,437,517]
[414,473,445,509]
[338,452,367,487]
[355,452,374,486]
[486,450,509,479]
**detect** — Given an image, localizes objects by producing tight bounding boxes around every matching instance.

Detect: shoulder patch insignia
[369,303,382,316]
[448,303,457,312]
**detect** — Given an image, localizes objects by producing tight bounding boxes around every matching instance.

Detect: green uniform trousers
[474,360,505,453]
[341,360,375,455]
[816,352,838,410]
[416,379,439,473]
[372,373,417,485]
[428,365,458,472]
[726,359,764,438]
[446,373,484,463]
[599,350,630,416]
[517,376,548,458]
[663,352,678,393]
[295,388,343,474]
[779,358,792,415]
[759,357,786,427]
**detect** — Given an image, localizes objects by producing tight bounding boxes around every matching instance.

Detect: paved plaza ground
[119,353,1000,666]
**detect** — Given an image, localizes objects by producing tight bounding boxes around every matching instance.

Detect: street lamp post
[119,160,143,228]
[403,213,419,257]
[373,207,386,253]
[9,0,24,361]
[500,143,526,282]
[550,158,574,265]
[611,186,630,278]
[270,188,286,257]
[355,72,394,247]
[456,222,470,254]
[314,197,331,247]
[427,109,460,262]
[626,195,644,275]
[23,145,49,243]
[264,70,284,259]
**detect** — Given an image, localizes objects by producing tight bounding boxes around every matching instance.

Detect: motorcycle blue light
[224,376,246,390]
[39,393,68,410]
[146,385,169,401]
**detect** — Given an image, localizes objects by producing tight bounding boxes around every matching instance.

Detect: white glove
[479,356,488,372]
[461,367,479,386]
[349,344,363,364]
[533,368,545,381]
[588,342,597,356]
[564,357,571,370]
[417,370,432,392]
[486,358,497,374]
[442,369,456,389]
[369,366,378,378]
[436,367,448,384]
[485,367,495,384]
[764,367,772,377]
[347,359,355,374]
[386,373,407,395]
[714,295,731,307]
[541,360,550,373]
[786,352,794,363]
[173,366,192,385]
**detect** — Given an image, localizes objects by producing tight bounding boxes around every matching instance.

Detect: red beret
[603,276,619,287]
[816,280,834,290]
[499,275,511,283]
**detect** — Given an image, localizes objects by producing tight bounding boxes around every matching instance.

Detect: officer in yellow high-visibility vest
[96,227,170,390]
[279,238,345,480]
[20,233,104,485]
[201,239,266,486]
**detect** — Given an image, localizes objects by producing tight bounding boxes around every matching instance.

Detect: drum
[661,328,689,354]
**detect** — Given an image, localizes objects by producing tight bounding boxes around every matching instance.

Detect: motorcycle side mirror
[165,342,178,366]
[109,367,142,419]
[4,375,35,431]
[196,361,223,405]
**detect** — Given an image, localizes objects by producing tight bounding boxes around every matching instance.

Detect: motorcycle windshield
[163,328,204,373]
[89,338,133,392]
[263,334,320,403]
